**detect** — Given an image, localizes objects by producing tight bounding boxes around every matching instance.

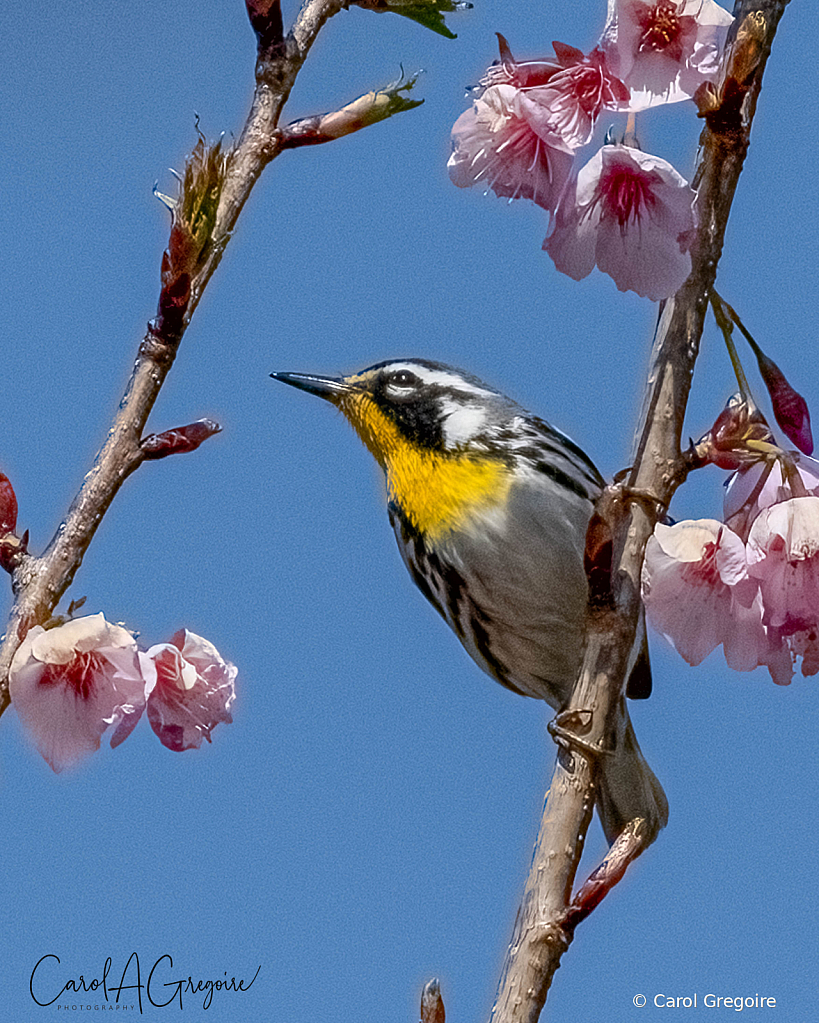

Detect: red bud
[141,419,222,460]
[754,350,813,455]
[0,472,17,535]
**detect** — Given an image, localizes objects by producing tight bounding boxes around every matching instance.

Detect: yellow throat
[340,393,511,538]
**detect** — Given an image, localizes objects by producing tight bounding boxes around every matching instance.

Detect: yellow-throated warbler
[272,359,668,846]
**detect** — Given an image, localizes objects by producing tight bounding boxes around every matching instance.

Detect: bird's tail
[595,708,669,849]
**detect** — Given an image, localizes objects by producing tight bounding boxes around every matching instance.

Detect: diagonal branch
[0,0,367,715]
[186,0,348,326]
[490,3,792,1020]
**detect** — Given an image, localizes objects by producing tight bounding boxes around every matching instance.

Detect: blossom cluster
[9,614,236,772]
[642,455,819,686]
[448,0,733,300]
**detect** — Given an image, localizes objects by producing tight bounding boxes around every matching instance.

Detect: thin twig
[0,0,348,715]
[490,3,791,1020]
[711,291,756,403]
[185,0,347,326]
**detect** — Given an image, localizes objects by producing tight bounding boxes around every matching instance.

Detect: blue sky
[1,2,817,1021]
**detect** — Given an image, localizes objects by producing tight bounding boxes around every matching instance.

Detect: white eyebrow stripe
[345,361,500,400]
[403,366,496,397]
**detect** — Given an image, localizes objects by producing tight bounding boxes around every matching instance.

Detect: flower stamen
[598,163,657,229]
[40,651,106,701]
[637,1,686,59]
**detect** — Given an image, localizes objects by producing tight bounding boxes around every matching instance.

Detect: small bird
[271,358,668,846]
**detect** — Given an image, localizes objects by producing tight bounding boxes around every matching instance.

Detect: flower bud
[752,348,813,455]
[141,419,222,460]
[151,133,229,341]
[280,73,423,148]
[694,395,773,471]
[0,471,17,536]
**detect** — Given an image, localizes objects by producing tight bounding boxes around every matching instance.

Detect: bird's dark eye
[387,370,420,390]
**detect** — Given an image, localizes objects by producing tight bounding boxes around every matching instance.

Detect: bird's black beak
[270,371,351,405]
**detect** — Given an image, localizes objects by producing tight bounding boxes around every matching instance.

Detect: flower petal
[724,455,819,537]
[545,145,696,299]
[144,631,236,752]
[642,520,761,666]
[9,615,149,771]
[448,85,575,211]
[747,496,819,630]
[602,0,733,111]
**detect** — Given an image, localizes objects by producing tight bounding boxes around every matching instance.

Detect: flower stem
[710,289,756,405]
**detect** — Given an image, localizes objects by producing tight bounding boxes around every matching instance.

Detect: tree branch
[185,0,348,326]
[0,0,370,715]
[490,3,791,1020]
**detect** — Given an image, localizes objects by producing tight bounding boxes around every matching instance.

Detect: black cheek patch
[371,377,446,451]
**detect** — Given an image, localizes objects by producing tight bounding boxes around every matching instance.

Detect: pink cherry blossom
[602,0,734,111]
[746,497,819,638]
[642,519,767,671]
[745,496,819,681]
[724,454,819,540]
[516,47,630,151]
[543,144,696,300]
[645,497,819,685]
[789,628,819,678]
[9,613,150,772]
[448,84,575,211]
[478,37,564,91]
[143,630,236,751]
